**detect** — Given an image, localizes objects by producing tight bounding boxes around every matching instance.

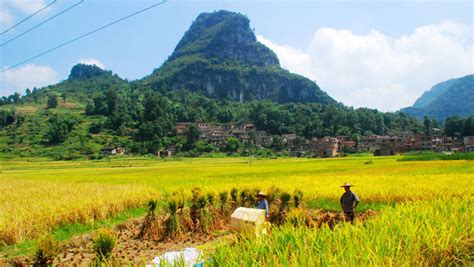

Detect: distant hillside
[140,10,335,104]
[17,64,129,105]
[411,78,458,109]
[401,74,474,120]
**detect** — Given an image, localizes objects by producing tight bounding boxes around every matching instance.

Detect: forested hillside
[401,74,474,120]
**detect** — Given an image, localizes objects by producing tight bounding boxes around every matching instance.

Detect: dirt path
[4,218,231,266]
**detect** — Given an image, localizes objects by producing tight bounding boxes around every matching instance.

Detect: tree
[25,88,31,96]
[217,107,234,123]
[195,141,216,153]
[85,101,95,115]
[423,116,432,135]
[271,135,285,150]
[225,137,240,153]
[143,91,161,121]
[0,110,15,128]
[47,95,58,109]
[61,92,67,103]
[184,124,200,151]
[12,92,21,103]
[45,115,76,143]
[375,115,386,135]
[463,116,474,136]
[352,133,361,151]
[445,116,464,137]
[104,89,118,115]
[93,94,107,115]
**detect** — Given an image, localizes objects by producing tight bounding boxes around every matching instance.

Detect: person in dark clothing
[340,182,360,223]
[255,191,270,220]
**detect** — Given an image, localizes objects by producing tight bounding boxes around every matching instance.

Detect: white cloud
[78,58,105,69]
[0,8,14,29]
[1,64,61,96]
[0,0,52,32]
[257,21,473,111]
[5,0,49,14]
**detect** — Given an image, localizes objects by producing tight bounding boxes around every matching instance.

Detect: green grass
[398,151,474,161]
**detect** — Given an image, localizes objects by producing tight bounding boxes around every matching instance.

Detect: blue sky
[1,0,473,111]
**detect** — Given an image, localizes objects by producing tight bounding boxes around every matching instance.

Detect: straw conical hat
[257,191,266,196]
[340,182,353,187]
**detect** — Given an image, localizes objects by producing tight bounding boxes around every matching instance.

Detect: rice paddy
[0,155,473,264]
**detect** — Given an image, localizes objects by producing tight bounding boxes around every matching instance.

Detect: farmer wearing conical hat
[340,182,360,223]
[255,191,270,220]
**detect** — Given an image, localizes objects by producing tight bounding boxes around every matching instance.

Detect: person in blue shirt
[255,191,270,220]
[340,182,360,223]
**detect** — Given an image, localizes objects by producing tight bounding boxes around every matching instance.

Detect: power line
[1,0,85,47]
[1,0,167,73]
[1,0,57,35]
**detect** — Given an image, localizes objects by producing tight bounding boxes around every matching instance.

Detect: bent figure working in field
[255,191,270,220]
[340,182,360,223]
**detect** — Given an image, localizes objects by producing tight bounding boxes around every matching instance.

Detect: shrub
[46,95,58,109]
[89,122,103,134]
[92,229,116,260]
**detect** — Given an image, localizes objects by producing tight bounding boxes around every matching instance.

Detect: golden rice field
[0,156,473,264]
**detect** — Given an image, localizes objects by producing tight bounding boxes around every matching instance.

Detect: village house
[254,130,272,148]
[374,143,400,156]
[360,135,380,151]
[436,136,464,152]
[282,133,297,147]
[464,136,474,152]
[173,122,472,156]
[175,122,191,135]
[229,129,249,142]
[339,140,356,152]
[310,137,338,157]
[207,129,228,146]
[413,135,433,150]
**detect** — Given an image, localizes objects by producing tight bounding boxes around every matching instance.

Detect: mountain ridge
[401,74,474,120]
[141,10,336,105]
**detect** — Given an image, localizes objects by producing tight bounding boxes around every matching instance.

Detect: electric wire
[1,0,85,47]
[1,0,167,72]
[1,0,57,35]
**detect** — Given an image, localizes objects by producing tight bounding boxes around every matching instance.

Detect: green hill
[140,10,335,104]
[401,74,474,120]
